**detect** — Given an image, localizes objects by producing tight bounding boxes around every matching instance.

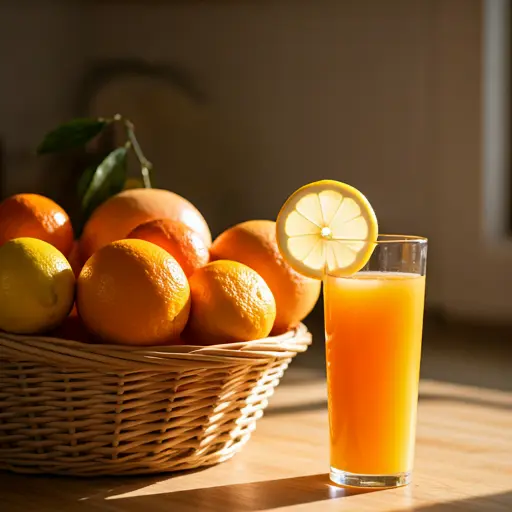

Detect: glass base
[330,467,411,488]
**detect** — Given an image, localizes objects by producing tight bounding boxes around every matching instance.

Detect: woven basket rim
[0,323,312,370]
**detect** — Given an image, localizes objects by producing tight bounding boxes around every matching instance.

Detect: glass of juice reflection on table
[324,235,427,488]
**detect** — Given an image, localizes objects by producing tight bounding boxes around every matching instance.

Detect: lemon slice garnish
[276,180,378,279]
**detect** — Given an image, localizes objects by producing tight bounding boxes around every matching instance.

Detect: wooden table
[2,368,511,511]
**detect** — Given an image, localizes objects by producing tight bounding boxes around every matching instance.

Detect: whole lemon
[0,238,75,334]
[185,260,276,345]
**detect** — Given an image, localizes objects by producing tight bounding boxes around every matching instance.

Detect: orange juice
[324,271,426,477]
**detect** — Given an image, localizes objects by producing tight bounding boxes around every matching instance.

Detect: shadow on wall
[83,59,253,238]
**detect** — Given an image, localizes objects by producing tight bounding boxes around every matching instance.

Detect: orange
[185,260,276,345]
[0,193,74,256]
[67,240,83,278]
[80,188,211,261]
[77,239,190,346]
[123,177,144,190]
[49,306,93,344]
[128,218,209,277]
[211,220,321,333]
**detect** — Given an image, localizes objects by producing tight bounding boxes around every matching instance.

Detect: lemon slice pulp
[276,180,378,279]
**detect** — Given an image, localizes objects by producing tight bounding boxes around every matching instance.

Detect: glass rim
[326,234,427,244]
[372,234,427,244]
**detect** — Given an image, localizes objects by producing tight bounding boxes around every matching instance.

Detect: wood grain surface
[1,368,511,511]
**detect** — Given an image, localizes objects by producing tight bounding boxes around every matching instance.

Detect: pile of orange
[0,188,320,346]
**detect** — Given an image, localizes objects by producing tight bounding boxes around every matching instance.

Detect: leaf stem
[113,114,153,188]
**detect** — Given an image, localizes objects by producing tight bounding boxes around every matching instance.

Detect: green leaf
[81,147,127,220]
[37,118,108,154]
[76,164,96,202]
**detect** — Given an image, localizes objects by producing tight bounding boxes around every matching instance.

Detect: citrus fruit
[0,238,75,334]
[77,239,190,346]
[185,260,276,345]
[67,240,83,278]
[49,306,92,344]
[123,177,144,190]
[210,220,321,333]
[276,180,378,278]
[80,188,211,261]
[128,218,209,277]
[0,194,74,256]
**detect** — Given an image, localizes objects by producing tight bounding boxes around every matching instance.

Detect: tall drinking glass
[323,235,427,488]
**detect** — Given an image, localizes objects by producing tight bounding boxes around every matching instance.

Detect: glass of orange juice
[324,235,427,488]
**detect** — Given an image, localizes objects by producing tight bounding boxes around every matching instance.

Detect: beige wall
[90,1,433,234]
[0,1,486,309]
[0,1,87,193]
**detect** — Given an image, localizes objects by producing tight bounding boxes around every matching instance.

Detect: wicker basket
[0,325,311,476]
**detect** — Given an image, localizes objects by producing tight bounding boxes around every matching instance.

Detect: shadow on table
[390,490,512,511]
[101,473,378,511]
[1,466,207,511]
[264,391,511,418]
[265,399,327,416]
